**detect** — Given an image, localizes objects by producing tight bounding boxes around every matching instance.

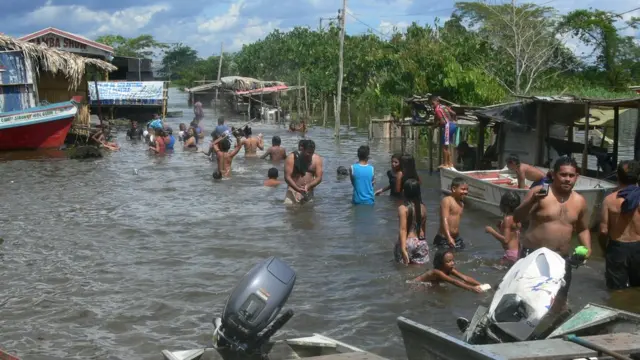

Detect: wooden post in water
[323,98,327,127]
[335,0,347,138]
[304,82,309,119]
[613,106,620,168]
[582,102,590,175]
[438,127,443,167]
[92,75,104,132]
[297,72,302,122]
[347,99,351,130]
[215,42,224,110]
[429,127,434,174]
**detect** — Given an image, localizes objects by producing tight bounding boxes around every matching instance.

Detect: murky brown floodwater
[0,89,638,360]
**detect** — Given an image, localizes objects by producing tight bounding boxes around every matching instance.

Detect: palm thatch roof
[0,33,117,90]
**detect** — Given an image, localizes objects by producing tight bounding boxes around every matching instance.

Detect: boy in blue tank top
[349,145,375,205]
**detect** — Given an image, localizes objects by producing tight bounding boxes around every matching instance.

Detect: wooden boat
[0,348,20,360]
[398,303,640,360]
[166,110,184,118]
[439,166,615,228]
[0,101,78,150]
[161,333,387,360]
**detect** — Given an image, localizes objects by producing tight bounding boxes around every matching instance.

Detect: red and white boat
[439,166,615,229]
[0,101,78,150]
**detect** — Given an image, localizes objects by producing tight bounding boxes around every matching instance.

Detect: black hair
[337,166,348,176]
[357,145,370,161]
[190,120,198,128]
[499,191,521,215]
[433,248,454,272]
[211,130,217,138]
[400,154,419,182]
[218,117,225,125]
[392,153,402,161]
[451,177,467,189]
[403,179,423,236]
[428,94,440,104]
[298,139,306,151]
[553,155,578,173]
[272,136,281,146]
[244,126,252,137]
[506,154,520,166]
[617,160,640,186]
[212,170,222,179]
[219,138,231,152]
[301,139,315,152]
[268,167,278,179]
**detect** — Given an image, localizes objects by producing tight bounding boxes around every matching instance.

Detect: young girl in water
[394,179,429,265]
[375,153,402,197]
[413,249,484,293]
[394,154,421,196]
[485,192,521,265]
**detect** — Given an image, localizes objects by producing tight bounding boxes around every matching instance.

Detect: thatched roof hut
[0,33,117,89]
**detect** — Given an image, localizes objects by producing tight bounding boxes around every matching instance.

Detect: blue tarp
[0,51,29,85]
[0,50,33,112]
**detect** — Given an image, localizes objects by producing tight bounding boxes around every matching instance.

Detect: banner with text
[88,81,165,106]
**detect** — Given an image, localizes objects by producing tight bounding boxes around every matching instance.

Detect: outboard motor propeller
[212,257,296,354]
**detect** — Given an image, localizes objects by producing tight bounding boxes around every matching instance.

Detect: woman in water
[393,154,421,197]
[183,128,198,150]
[375,153,402,197]
[413,249,484,293]
[394,179,429,265]
[149,128,166,154]
[485,192,521,265]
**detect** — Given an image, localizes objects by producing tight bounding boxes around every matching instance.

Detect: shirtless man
[261,135,287,162]
[506,154,550,189]
[514,156,592,259]
[434,177,468,249]
[240,126,264,157]
[599,160,640,290]
[283,139,323,204]
[212,133,243,178]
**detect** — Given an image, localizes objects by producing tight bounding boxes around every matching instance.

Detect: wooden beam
[476,119,486,170]
[535,102,544,165]
[582,103,590,175]
[613,106,620,168]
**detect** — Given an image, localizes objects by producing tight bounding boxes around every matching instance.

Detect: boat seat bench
[479,332,640,360]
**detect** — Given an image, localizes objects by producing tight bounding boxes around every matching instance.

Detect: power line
[346,10,391,38]
[617,6,640,16]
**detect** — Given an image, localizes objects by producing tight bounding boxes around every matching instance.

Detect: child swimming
[413,249,484,293]
[485,192,521,265]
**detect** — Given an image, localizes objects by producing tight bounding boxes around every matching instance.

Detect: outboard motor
[212,257,296,354]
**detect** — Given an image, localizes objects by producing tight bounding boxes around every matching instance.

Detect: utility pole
[335,0,346,138]
[319,16,338,31]
[215,42,224,109]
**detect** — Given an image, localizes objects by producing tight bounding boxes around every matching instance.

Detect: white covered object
[489,248,566,330]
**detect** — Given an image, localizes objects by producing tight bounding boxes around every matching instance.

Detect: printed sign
[28,34,110,57]
[0,105,76,125]
[88,81,165,106]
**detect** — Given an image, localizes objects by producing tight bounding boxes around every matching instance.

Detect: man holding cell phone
[513,156,592,260]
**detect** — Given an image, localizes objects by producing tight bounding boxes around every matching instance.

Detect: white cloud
[380,20,409,34]
[198,1,245,33]
[22,4,169,37]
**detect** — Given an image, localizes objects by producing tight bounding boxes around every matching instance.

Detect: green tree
[455,1,569,95]
[558,9,640,89]
[95,34,168,59]
[160,43,199,80]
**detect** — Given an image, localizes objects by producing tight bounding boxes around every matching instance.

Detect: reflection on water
[0,89,634,360]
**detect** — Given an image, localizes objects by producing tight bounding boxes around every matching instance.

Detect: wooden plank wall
[37,72,88,104]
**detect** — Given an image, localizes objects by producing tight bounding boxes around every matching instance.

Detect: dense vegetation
[97,2,640,117]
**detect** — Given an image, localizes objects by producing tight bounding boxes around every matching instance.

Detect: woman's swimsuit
[395,202,429,264]
[387,170,402,197]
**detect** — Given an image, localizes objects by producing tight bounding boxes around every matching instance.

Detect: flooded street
[0,89,636,360]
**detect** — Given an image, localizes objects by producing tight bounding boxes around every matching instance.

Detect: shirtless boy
[283,139,323,204]
[434,177,468,249]
[212,133,243,178]
[240,126,264,157]
[599,160,640,290]
[264,167,282,187]
[514,156,591,259]
[506,154,550,189]
[261,136,287,162]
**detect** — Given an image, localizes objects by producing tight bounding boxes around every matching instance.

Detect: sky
[2,0,639,60]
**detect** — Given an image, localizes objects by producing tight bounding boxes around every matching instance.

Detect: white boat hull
[439,167,615,229]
